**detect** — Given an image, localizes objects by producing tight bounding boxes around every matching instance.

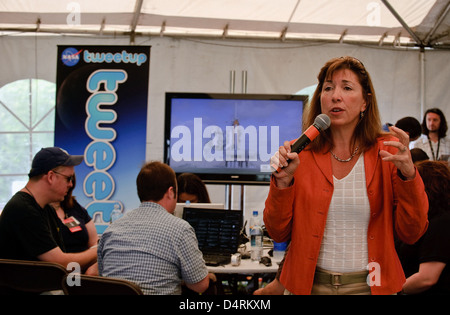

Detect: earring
[360,111,365,119]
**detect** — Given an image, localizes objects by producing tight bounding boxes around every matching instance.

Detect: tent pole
[420,48,425,119]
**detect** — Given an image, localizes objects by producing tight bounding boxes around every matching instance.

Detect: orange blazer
[264,135,429,295]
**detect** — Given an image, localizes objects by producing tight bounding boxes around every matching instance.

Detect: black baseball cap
[28,147,83,178]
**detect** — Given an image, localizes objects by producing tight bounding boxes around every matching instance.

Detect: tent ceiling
[1,0,449,49]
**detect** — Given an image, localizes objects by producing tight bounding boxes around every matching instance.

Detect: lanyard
[427,135,440,160]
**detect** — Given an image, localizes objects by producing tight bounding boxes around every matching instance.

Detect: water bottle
[273,241,287,262]
[249,211,263,262]
[110,203,123,223]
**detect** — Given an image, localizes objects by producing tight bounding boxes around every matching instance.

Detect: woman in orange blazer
[264,56,428,295]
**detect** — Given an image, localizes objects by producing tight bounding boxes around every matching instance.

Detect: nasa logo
[61,47,82,66]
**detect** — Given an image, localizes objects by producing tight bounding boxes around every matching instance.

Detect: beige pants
[310,282,371,295]
[284,282,371,295]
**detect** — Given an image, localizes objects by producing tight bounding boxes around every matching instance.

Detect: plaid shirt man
[98,202,208,294]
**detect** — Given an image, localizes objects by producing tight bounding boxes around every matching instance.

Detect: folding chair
[62,274,143,295]
[0,258,67,295]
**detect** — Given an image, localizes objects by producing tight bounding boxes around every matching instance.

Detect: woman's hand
[379,126,416,180]
[270,140,300,188]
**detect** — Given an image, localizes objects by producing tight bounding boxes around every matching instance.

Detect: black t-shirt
[397,212,450,295]
[0,192,65,260]
[56,199,92,253]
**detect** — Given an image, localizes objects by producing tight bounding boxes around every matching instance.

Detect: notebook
[183,207,243,266]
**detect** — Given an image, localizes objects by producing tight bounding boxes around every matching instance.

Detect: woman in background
[397,161,450,295]
[177,173,211,203]
[50,174,99,275]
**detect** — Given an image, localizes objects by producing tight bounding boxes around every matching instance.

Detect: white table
[207,255,279,274]
[206,248,281,294]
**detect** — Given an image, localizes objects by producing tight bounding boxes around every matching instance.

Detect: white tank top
[317,154,371,272]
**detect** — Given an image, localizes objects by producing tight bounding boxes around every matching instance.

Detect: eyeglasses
[52,170,74,183]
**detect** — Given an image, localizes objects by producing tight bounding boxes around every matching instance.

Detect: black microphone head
[314,114,331,131]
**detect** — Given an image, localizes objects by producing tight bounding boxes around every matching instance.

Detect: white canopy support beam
[393,31,402,47]
[36,18,41,32]
[339,29,348,44]
[222,23,229,39]
[381,0,423,47]
[280,0,301,42]
[378,32,387,46]
[130,0,143,44]
[280,27,288,41]
[160,20,166,37]
[131,0,143,32]
[99,18,106,35]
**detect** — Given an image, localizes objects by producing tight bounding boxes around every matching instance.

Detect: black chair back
[62,274,143,295]
[0,259,67,295]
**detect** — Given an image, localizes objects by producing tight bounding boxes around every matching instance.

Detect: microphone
[273,114,331,173]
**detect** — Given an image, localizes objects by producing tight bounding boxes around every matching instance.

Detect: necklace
[24,185,35,198]
[330,146,359,162]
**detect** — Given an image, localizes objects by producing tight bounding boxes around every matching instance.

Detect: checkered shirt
[98,202,208,295]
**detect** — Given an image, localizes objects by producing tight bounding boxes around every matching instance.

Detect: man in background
[98,161,214,295]
[0,147,97,272]
[395,116,422,143]
[410,108,449,161]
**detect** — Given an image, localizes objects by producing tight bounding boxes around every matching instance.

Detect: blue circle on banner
[61,47,82,66]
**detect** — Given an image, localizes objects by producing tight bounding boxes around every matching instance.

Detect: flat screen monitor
[164,93,306,184]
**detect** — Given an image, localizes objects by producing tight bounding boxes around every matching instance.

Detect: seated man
[98,161,213,295]
[0,147,97,272]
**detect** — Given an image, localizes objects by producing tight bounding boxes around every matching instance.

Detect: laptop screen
[173,202,225,218]
[182,208,243,255]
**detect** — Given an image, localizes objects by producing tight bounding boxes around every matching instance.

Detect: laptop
[174,202,224,218]
[182,207,243,266]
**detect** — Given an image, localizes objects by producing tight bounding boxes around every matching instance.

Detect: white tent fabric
[0,0,449,48]
[1,35,449,212]
[1,1,449,213]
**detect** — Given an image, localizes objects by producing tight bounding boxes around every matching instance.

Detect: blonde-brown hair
[304,56,383,153]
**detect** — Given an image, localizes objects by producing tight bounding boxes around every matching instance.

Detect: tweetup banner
[55,45,150,234]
